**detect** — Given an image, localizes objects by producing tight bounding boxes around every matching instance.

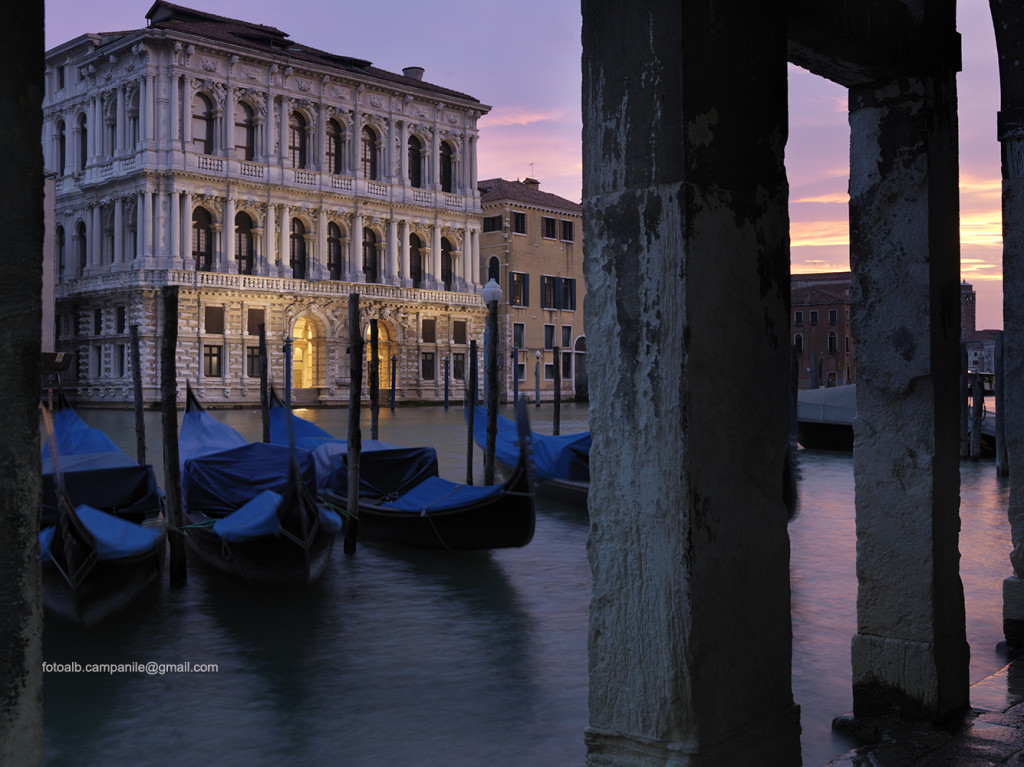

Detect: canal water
[42,403,1012,766]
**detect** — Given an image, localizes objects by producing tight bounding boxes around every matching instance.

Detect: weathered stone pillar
[0,0,43,760]
[991,1,1024,648]
[582,1,799,764]
[848,72,968,720]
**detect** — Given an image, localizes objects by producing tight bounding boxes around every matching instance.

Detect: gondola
[179,383,342,583]
[469,403,589,508]
[269,391,536,551]
[39,398,165,627]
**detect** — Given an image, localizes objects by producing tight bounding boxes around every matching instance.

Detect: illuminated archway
[291,315,325,389]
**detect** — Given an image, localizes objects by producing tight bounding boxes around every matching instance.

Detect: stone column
[90,203,101,269]
[351,212,363,281]
[224,194,235,273]
[387,217,398,283]
[279,204,289,277]
[316,207,327,280]
[113,195,123,264]
[431,224,442,287]
[582,1,799,764]
[848,73,967,721]
[170,189,180,266]
[263,205,274,276]
[144,74,155,143]
[399,219,410,286]
[116,84,125,155]
[181,190,193,268]
[181,75,191,146]
[399,120,408,183]
[169,73,179,143]
[143,188,153,261]
[136,190,145,263]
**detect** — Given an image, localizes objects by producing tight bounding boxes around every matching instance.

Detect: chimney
[523,177,540,189]
[403,66,424,81]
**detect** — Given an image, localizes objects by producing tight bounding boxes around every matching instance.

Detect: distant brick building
[791,272,854,389]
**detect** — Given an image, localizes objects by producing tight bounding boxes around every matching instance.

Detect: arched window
[488,256,500,283]
[828,331,838,354]
[361,125,377,180]
[362,228,379,283]
[793,333,803,354]
[192,207,213,272]
[77,113,87,172]
[409,233,423,289]
[192,93,213,154]
[408,135,422,188]
[290,218,306,279]
[75,221,87,273]
[234,102,255,161]
[439,141,453,193]
[328,222,343,280]
[327,119,343,175]
[235,211,253,275]
[56,226,65,281]
[441,237,453,291]
[57,120,66,175]
[289,112,307,169]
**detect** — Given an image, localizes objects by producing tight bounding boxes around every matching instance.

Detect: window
[234,102,255,161]
[846,336,851,353]
[246,347,261,378]
[453,320,467,345]
[328,222,343,280]
[422,318,436,343]
[561,326,572,348]
[57,66,65,90]
[421,352,435,380]
[544,324,555,349]
[203,345,223,377]
[289,112,307,169]
[116,306,126,334]
[192,93,213,154]
[410,234,423,288]
[361,125,378,180]
[57,121,66,175]
[828,332,838,354]
[362,228,378,283]
[510,272,529,307]
[561,220,574,242]
[76,221,87,273]
[483,215,502,233]
[544,360,555,380]
[247,308,264,336]
[93,308,102,335]
[192,207,213,272]
[290,218,306,279]
[560,278,577,311]
[327,119,344,175]
[77,113,87,171]
[235,212,253,275]
[541,276,558,309]
[439,141,453,192]
[809,310,818,325]
[441,238,453,291]
[512,323,525,349]
[452,353,465,381]
[542,217,557,239]
[794,310,803,325]
[512,212,526,234]
[204,306,224,335]
[116,344,127,378]
[794,333,803,353]
[488,256,500,283]
[562,349,572,379]
[408,135,422,188]
[828,309,837,325]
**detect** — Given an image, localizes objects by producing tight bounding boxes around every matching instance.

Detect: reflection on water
[44,405,1013,766]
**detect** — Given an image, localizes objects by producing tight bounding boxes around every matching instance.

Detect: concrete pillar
[848,73,968,721]
[581,1,799,764]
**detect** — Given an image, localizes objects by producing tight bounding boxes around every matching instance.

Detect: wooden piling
[996,330,1009,476]
[370,319,379,441]
[960,343,970,459]
[553,345,561,436]
[971,373,983,461]
[484,301,498,485]
[129,325,146,465]
[345,294,362,554]
[467,339,477,485]
[258,323,269,443]
[160,287,186,585]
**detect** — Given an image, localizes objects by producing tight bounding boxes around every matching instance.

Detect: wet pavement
[824,652,1024,766]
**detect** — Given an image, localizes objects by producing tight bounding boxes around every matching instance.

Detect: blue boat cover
[178,406,249,471]
[471,405,590,482]
[39,504,163,563]
[379,476,505,513]
[41,407,163,526]
[211,490,343,541]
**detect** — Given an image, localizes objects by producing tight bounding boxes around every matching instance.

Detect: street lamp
[481,278,502,484]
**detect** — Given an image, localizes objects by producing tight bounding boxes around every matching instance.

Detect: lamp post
[535,349,542,408]
[481,278,502,484]
[284,334,293,409]
[512,346,520,406]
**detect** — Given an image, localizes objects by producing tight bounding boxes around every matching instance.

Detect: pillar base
[1003,577,1024,648]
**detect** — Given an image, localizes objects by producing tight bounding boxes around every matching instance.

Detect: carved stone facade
[43,2,490,405]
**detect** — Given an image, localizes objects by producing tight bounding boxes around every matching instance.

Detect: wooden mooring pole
[553,345,561,436]
[466,339,477,485]
[345,294,362,555]
[160,287,186,585]
[259,323,269,443]
[129,325,146,465]
[370,319,379,441]
[960,342,970,459]
[971,372,983,461]
[996,330,1009,476]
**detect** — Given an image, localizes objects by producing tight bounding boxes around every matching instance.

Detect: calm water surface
[43,403,1013,766]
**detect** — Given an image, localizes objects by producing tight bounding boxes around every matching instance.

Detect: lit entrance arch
[364,320,396,391]
[291,315,325,390]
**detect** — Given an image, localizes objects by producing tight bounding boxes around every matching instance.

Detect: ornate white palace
[43,1,490,405]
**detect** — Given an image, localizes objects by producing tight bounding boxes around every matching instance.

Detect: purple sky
[46,0,1006,329]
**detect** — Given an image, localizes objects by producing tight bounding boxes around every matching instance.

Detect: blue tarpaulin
[379,476,505,513]
[211,490,343,542]
[470,405,590,482]
[39,504,163,562]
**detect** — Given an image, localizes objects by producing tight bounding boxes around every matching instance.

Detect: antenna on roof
[529,163,534,177]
